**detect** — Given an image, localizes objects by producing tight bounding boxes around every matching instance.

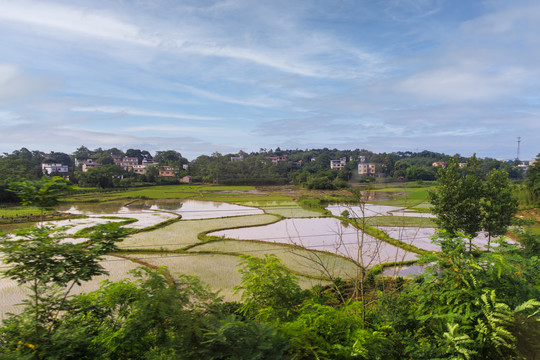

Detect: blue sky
[0,0,538,160]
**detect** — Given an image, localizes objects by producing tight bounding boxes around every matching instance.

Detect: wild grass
[118,214,279,250]
[0,206,55,217]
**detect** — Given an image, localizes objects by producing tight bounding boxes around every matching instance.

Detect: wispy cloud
[72,106,221,121]
[0,1,155,46]
[0,63,56,103]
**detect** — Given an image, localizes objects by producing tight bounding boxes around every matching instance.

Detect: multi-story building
[330,157,347,170]
[230,156,244,162]
[41,163,69,175]
[266,155,288,165]
[81,159,102,172]
[113,156,139,170]
[358,163,376,176]
[159,166,177,177]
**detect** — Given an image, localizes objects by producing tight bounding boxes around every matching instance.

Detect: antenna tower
[516,136,521,161]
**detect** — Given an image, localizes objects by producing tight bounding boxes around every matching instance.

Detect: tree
[526,153,540,203]
[234,254,306,321]
[482,169,518,249]
[154,150,183,166]
[78,164,124,188]
[0,224,126,359]
[9,176,73,216]
[429,156,483,249]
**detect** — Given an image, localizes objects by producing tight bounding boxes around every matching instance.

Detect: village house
[113,156,139,170]
[330,157,347,170]
[432,161,447,168]
[131,164,148,175]
[266,154,288,165]
[159,166,177,177]
[81,159,102,172]
[41,163,69,175]
[358,163,376,176]
[230,155,244,162]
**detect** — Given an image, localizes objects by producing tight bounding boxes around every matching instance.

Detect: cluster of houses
[42,155,192,183]
[330,156,376,176]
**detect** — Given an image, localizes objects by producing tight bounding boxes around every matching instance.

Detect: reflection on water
[327,204,435,218]
[58,199,263,220]
[209,217,417,267]
[382,264,427,277]
[56,201,127,214]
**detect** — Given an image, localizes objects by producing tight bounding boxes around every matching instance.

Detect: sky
[0,0,538,161]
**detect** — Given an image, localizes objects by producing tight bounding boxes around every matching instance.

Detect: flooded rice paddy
[209,217,417,266]
[58,199,263,220]
[327,204,435,218]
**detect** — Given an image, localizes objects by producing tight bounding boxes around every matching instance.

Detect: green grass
[118,214,279,250]
[64,185,286,204]
[0,206,54,217]
[371,187,435,208]
[363,216,435,227]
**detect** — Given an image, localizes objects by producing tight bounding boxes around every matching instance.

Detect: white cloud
[0,63,55,102]
[72,106,221,121]
[394,67,527,102]
[0,1,155,46]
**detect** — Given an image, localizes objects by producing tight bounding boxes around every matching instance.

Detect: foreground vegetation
[0,224,539,359]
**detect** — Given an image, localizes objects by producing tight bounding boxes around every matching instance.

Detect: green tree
[0,224,126,359]
[234,254,306,321]
[404,232,540,359]
[9,176,73,216]
[482,169,518,249]
[526,154,540,203]
[429,156,483,249]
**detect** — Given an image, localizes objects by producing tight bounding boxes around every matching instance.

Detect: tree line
[1,146,532,195]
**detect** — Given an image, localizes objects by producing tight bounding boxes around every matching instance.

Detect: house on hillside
[230,155,244,162]
[432,161,447,168]
[41,163,69,175]
[113,156,139,170]
[266,155,288,164]
[81,159,102,172]
[159,166,177,177]
[358,163,376,176]
[330,157,347,170]
[132,164,148,175]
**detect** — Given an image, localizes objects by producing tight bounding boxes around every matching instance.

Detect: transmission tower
[516,136,521,161]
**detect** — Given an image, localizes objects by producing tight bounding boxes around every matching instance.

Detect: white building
[41,163,69,175]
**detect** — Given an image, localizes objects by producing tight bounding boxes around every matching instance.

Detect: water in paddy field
[326,204,435,218]
[209,217,418,266]
[127,199,264,219]
[57,199,263,220]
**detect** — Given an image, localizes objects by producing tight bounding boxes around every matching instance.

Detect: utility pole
[516,136,521,161]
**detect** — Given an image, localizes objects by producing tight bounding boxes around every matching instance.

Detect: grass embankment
[0,206,86,223]
[369,186,435,209]
[65,185,266,203]
[364,216,435,227]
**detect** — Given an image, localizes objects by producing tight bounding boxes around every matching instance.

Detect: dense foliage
[0,147,529,196]
[1,227,538,359]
